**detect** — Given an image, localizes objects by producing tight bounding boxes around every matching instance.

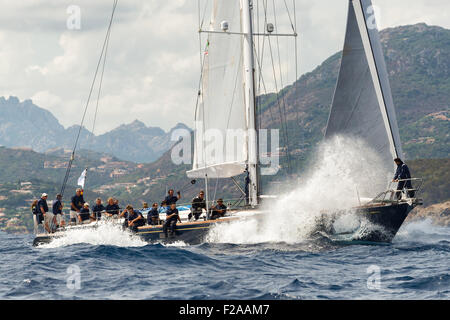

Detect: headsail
[325,0,403,172]
[187,0,248,179]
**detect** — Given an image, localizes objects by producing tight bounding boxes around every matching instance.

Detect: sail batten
[325,0,403,175]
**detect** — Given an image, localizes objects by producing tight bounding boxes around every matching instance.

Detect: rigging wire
[212,176,219,203]
[256,0,276,127]
[60,0,119,197]
[87,17,113,152]
[272,0,293,174]
[290,0,302,170]
[263,1,292,175]
[225,52,243,129]
[256,0,268,97]
[292,0,299,83]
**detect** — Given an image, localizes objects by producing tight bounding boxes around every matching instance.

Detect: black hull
[32,202,417,246]
[323,201,416,243]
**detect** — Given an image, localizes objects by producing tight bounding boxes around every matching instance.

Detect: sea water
[0,220,448,300]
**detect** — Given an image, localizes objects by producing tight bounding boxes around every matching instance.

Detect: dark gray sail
[325,0,403,172]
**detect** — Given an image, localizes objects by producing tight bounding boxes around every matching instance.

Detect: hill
[0,96,189,163]
[0,146,139,232]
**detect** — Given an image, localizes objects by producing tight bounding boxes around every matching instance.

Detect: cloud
[0,0,448,134]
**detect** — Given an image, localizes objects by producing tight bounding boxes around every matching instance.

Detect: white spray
[39,221,148,249]
[207,136,392,244]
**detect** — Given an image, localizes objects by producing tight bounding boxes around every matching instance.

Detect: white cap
[41,193,48,197]
[84,203,89,207]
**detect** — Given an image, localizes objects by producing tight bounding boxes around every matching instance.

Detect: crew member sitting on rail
[392,158,414,200]
[70,188,85,225]
[120,205,145,232]
[163,203,181,237]
[78,203,92,224]
[164,189,181,207]
[147,202,160,225]
[105,197,120,217]
[52,193,65,228]
[189,190,206,221]
[92,198,105,221]
[210,199,227,220]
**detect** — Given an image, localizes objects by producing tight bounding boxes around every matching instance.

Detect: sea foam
[207,136,392,244]
[38,221,147,248]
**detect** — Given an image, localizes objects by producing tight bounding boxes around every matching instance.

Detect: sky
[0,0,449,134]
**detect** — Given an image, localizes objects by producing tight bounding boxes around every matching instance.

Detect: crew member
[78,203,92,224]
[31,200,42,234]
[147,203,160,225]
[189,190,206,221]
[164,189,181,207]
[105,197,120,217]
[52,193,65,228]
[244,170,250,205]
[210,199,227,220]
[92,198,105,221]
[163,203,181,237]
[159,201,168,214]
[392,158,414,200]
[120,205,145,232]
[38,193,52,233]
[70,188,85,225]
[140,202,151,217]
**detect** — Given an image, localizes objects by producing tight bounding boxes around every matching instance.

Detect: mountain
[92,121,190,163]
[0,96,190,163]
[257,23,449,166]
[0,97,66,151]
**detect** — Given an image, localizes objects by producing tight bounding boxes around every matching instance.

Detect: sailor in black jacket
[393,158,414,199]
[163,203,181,237]
[189,190,206,221]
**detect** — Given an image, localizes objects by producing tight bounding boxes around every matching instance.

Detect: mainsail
[325,0,403,173]
[187,0,249,179]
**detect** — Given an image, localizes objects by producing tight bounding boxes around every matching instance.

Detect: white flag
[77,168,87,188]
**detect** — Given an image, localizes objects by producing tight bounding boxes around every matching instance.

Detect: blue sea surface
[0,219,448,300]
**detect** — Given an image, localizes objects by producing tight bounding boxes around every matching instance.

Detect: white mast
[241,0,259,207]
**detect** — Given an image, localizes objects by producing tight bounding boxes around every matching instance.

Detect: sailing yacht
[33,0,423,246]
[136,0,423,244]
